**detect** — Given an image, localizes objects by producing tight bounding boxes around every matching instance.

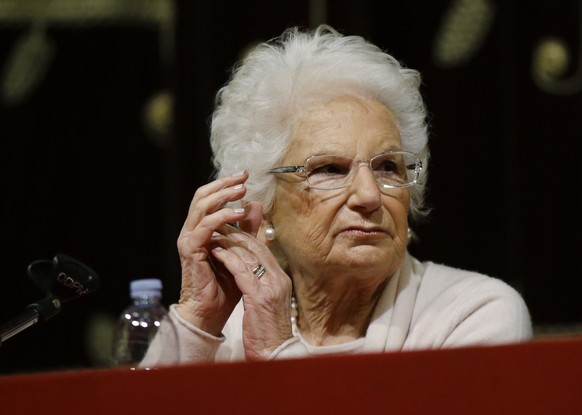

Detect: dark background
[1,0,580,374]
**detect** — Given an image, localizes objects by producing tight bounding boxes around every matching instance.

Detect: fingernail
[212,231,221,237]
[233,208,245,214]
[233,184,244,190]
[212,246,223,252]
[233,170,245,177]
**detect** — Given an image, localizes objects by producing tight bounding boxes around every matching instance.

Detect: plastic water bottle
[111,278,178,368]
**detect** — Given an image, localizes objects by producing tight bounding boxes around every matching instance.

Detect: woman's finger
[210,229,282,286]
[210,235,291,300]
[179,207,249,255]
[181,171,248,232]
[211,245,255,272]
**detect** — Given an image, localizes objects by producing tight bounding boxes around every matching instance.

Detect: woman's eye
[375,160,398,173]
[310,163,349,176]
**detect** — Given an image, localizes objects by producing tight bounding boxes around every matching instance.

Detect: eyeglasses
[268,151,423,191]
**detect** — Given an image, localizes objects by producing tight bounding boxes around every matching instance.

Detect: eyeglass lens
[305,152,418,189]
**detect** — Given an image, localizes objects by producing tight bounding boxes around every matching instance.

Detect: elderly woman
[146,25,531,364]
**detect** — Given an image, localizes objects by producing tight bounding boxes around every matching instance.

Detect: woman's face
[268,95,410,281]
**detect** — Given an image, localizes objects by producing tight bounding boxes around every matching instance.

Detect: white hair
[210,25,430,221]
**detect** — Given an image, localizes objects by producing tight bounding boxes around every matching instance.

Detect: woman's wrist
[175,301,228,337]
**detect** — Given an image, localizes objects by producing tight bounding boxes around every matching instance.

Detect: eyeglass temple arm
[268,166,304,174]
[406,162,423,171]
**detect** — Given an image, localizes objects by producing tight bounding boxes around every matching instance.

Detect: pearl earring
[265,225,277,241]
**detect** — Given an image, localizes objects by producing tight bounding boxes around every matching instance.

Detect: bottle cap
[130,278,162,299]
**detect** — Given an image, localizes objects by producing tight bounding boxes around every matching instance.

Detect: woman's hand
[176,171,255,336]
[210,225,293,360]
[176,171,293,358]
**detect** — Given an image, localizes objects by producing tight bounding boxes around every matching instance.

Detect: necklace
[291,296,299,335]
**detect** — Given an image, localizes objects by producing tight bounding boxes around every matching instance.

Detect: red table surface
[1,337,581,415]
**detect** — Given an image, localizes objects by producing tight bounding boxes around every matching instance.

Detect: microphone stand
[0,296,62,347]
[0,253,99,351]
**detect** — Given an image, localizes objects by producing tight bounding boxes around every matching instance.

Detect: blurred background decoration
[432,0,496,68]
[0,0,174,107]
[532,34,582,95]
[1,0,581,374]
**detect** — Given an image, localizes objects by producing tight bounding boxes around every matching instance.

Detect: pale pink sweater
[143,254,532,365]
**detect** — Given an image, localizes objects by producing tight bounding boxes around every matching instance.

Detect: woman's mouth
[339,227,389,238]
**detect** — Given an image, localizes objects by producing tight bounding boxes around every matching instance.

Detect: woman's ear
[238,201,263,237]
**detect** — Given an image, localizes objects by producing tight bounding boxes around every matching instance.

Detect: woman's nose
[346,165,382,212]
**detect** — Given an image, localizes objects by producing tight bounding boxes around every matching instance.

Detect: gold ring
[251,264,266,279]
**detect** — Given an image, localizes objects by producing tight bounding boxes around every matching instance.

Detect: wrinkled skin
[177,95,410,357]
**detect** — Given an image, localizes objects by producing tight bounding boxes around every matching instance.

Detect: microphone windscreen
[27,254,99,302]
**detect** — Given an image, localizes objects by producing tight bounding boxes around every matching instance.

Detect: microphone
[0,254,99,344]
[28,253,99,304]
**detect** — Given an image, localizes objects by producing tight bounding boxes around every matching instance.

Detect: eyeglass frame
[267,150,423,191]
